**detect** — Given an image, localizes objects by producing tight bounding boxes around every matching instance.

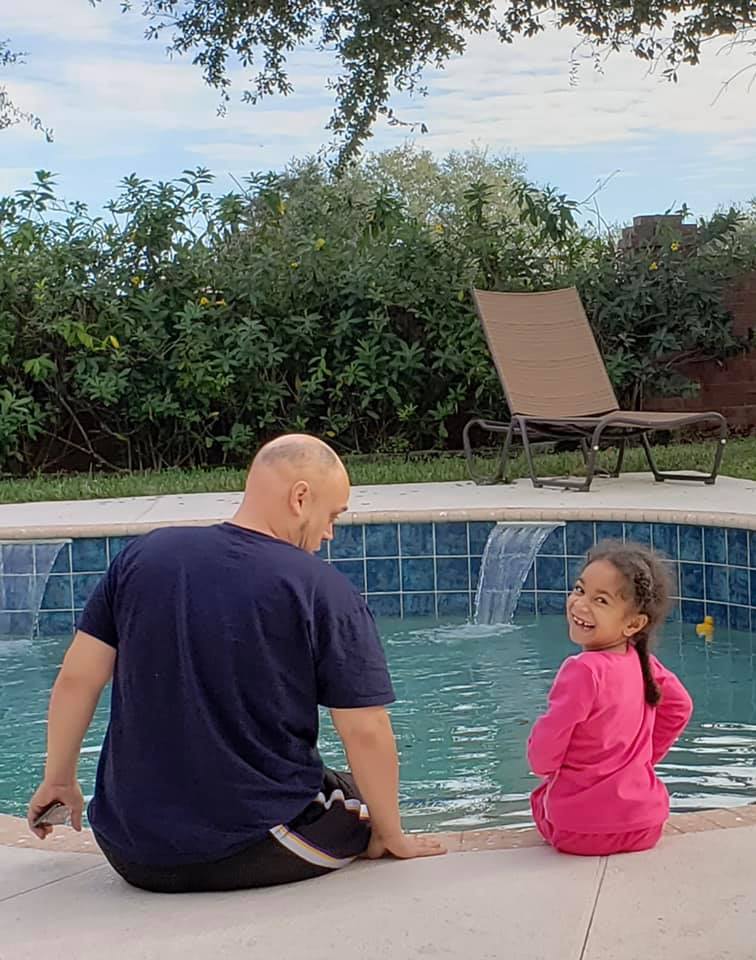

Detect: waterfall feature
[474,523,562,625]
[0,541,68,640]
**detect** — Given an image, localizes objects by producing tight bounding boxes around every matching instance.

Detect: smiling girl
[527,540,693,856]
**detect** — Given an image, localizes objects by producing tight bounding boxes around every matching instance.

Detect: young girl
[527,540,693,856]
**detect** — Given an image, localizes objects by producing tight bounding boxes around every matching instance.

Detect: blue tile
[2,575,32,610]
[0,611,33,636]
[595,522,623,543]
[704,565,728,603]
[750,531,756,567]
[332,560,365,592]
[366,558,400,593]
[315,542,329,561]
[565,522,594,556]
[468,522,495,556]
[729,605,751,633]
[679,525,703,562]
[71,538,108,573]
[437,592,470,618]
[704,601,728,624]
[523,565,535,591]
[1,543,34,574]
[652,524,678,559]
[567,557,583,589]
[752,569,756,608]
[368,594,401,618]
[663,561,680,597]
[403,593,436,618]
[108,536,135,561]
[537,591,567,615]
[681,599,705,624]
[538,525,565,556]
[470,556,482,589]
[624,522,652,547]
[41,575,73,611]
[364,524,399,558]
[73,573,102,609]
[729,567,750,606]
[727,528,749,567]
[436,557,469,591]
[516,591,536,615]
[703,527,726,565]
[401,558,435,592]
[330,525,364,560]
[680,563,704,600]
[34,541,68,577]
[536,556,566,592]
[666,601,682,623]
[399,523,434,557]
[434,522,468,556]
[37,611,75,637]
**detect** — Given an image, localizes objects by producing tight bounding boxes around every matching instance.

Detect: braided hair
[583,540,673,706]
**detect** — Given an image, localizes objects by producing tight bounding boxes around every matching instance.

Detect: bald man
[28,435,444,893]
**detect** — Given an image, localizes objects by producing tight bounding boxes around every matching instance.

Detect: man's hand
[27,781,84,839]
[365,831,447,860]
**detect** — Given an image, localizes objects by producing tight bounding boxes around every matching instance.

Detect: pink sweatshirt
[527,650,693,833]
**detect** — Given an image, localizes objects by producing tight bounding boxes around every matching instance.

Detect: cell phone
[32,801,70,828]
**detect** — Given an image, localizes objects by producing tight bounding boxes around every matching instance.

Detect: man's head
[233,434,350,553]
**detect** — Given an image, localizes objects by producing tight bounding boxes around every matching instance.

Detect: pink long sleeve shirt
[527,650,693,833]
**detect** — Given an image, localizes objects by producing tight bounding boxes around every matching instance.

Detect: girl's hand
[27,781,84,838]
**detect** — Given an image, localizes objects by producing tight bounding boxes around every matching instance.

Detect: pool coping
[3,805,756,857]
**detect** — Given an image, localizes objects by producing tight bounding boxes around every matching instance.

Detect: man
[28,434,444,892]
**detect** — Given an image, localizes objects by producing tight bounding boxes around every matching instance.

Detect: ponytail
[634,633,661,706]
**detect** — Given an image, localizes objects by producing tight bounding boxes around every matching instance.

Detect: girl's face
[566,559,648,652]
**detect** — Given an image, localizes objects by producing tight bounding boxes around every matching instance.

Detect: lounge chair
[463,287,728,492]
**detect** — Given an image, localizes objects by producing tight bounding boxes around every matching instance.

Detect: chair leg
[611,440,627,478]
[518,418,544,489]
[641,418,728,484]
[462,419,513,485]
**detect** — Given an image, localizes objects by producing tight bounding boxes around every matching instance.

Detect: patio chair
[463,287,728,492]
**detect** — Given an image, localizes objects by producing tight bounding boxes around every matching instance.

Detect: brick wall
[647,270,756,432]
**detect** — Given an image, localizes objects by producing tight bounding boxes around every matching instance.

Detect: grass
[0,438,754,504]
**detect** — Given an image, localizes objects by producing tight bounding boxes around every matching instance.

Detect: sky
[1,0,755,226]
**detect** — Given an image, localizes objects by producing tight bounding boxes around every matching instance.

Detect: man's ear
[623,612,649,638]
[289,480,310,516]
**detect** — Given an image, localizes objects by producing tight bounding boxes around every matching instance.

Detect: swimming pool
[2,615,754,830]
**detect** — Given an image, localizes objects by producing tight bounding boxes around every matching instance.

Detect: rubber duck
[696,615,715,641]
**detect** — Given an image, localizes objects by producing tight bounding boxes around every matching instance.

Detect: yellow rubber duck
[696,615,715,641]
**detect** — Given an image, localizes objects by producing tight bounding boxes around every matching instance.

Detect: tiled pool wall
[2,521,756,636]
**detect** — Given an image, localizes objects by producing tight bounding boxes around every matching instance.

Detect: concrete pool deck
[1,472,755,538]
[1,810,755,959]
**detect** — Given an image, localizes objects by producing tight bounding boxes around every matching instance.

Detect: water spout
[0,541,69,641]
[474,523,562,625]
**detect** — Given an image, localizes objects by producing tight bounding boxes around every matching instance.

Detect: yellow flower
[277,200,287,216]
[199,296,210,307]
[107,335,120,350]
[290,261,300,270]
[130,275,141,286]
[670,241,680,252]
[649,262,659,272]
[433,223,445,234]
[313,237,326,251]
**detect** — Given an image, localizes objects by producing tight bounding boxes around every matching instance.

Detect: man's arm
[331,706,445,859]
[28,631,115,838]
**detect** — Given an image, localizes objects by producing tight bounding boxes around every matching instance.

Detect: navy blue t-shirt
[80,523,395,867]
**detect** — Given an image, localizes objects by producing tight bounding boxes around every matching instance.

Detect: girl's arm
[651,659,693,765]
[527,657,597,778]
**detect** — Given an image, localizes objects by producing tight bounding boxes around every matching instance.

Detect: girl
[527,540,693,856]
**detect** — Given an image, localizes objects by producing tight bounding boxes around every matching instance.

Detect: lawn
[0,438,754,504]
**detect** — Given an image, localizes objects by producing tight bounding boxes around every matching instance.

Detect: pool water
[1,616,755,830]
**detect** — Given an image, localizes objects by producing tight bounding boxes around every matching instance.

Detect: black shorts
[96,769,371,894]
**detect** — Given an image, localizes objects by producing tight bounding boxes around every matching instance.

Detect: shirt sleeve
[650,656,693,765]
[76,552,123,649]
[527,656,597,778]
[312,568,396,709]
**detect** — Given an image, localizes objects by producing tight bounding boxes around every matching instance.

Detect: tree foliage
[109,0,755,162]
[0,40,52,141]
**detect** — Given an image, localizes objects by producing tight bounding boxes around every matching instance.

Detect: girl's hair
[582,540,672,706]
